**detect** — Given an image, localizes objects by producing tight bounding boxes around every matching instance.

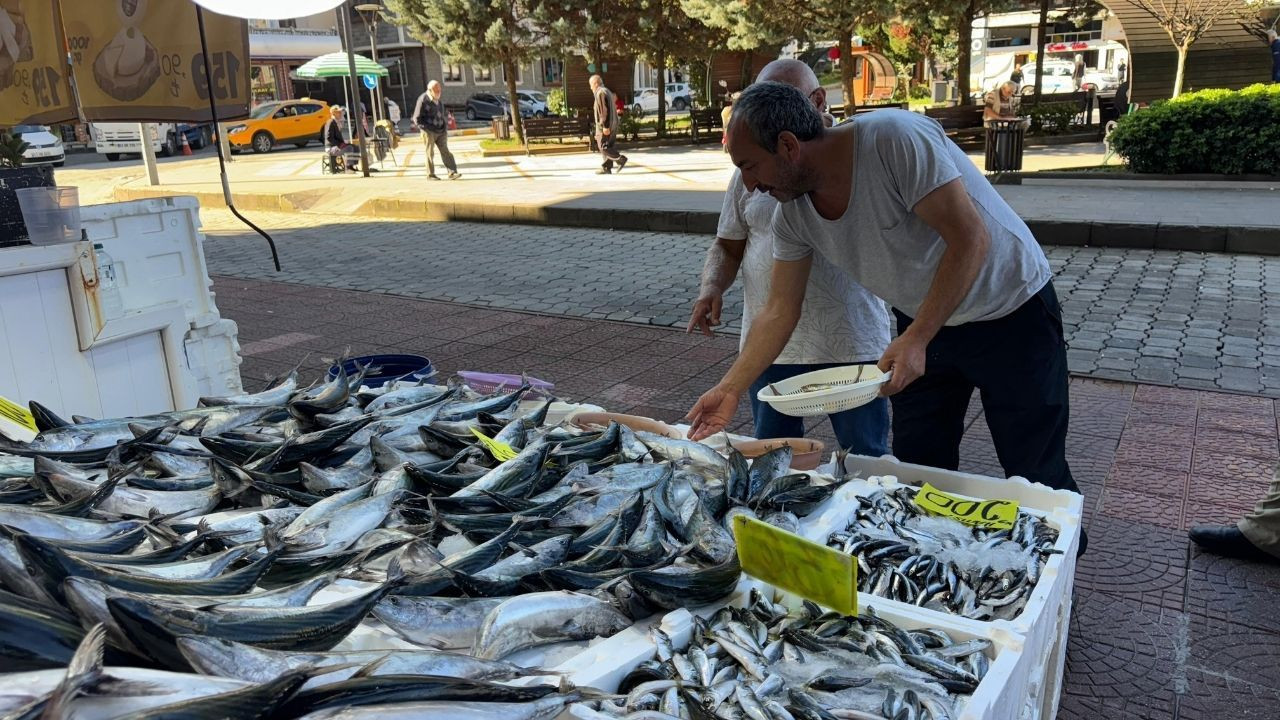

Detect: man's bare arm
[687,238,747,336]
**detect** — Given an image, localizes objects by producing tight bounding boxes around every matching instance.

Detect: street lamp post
[355,3,383,126]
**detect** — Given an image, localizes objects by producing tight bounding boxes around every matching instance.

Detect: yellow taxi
[227,98,332,153]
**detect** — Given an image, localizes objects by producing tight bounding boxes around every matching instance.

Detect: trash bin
[490,117,510,140]
[984,120,1025,172]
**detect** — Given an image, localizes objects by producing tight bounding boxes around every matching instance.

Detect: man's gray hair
[729,81,824,153]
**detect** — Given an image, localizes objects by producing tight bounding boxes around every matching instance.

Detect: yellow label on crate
[0,396,36,432]
[734,514,857,616]
[913,482,1019,530]
[470,429,518,462]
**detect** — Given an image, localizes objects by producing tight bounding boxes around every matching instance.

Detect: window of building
[1047,19,1102,44]
[473,65,494,84]
[442,59,464,84]
[541,58,564,85]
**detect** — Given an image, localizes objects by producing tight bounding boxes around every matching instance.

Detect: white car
[517,91,550,118]
[631,83,699,117]
[1019,62,1119,94]
[14,124,65,166]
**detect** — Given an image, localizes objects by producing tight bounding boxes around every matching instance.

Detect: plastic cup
[16,186,80,245]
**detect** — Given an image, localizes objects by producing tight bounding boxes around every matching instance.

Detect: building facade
[248,15,342,104]
[971,3,1128,97]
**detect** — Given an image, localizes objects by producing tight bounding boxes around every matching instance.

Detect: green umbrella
[295,52,388,78]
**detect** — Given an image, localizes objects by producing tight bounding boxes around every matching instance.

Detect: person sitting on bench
[323,106,359,173]
[983,82,1028,128]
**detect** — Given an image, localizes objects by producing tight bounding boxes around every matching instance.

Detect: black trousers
[597,131,622,168]
[891,281,1078,495]
[422,129,457,175]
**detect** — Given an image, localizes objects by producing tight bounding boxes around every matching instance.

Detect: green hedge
[1108,84,1280,175]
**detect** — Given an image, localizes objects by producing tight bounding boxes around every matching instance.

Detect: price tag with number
[913,483,1019,530]
[734,514,857,616]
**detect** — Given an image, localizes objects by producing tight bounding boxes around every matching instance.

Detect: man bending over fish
[685,82,1081,517]
[688,59,890,457]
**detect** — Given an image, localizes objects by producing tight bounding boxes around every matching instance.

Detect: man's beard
[768,158,811,203]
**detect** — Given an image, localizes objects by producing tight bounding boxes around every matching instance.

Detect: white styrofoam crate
[184,318,243,399]
[813,455,1083,720]
[81,196,222,328]
[563,577,1031,720]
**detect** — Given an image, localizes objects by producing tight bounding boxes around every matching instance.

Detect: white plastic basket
[755,364,890,417]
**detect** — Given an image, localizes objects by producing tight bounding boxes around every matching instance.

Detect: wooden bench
[690,108,723,144]
[521,116,592,155]
[829,101,908,118]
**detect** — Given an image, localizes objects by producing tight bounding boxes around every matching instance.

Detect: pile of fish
[827,487,1061,621]
[574,587,993,720]
[0,364,843,718]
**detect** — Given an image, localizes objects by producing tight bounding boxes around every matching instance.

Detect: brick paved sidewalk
[216,275,1280,720]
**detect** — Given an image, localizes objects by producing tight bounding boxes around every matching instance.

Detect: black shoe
[428,174,441,180]
[596,167,612,175]
[616,156,628,172]
[448,171,461,180]
[1189,525,1279,563]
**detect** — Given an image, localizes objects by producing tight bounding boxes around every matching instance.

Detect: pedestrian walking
[1268,29,1279,83]
[1010,64,1024,85]
[411,80,460,180]
[686,83,1085,557]
[1072,54,1085,90]
[590,74,627,175]
[689,59,890,456]
[1116,59,1127,84]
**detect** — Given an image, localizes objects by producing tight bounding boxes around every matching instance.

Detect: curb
[115,185,1279,255]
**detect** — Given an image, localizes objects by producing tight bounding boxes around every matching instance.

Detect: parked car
[517,91,550,118]
[1018,61,1118,94]
[464,93,511,121]
[227,99,331,154]
[630,87,665,116]
[12,125,64,166]
[665,82,695,110]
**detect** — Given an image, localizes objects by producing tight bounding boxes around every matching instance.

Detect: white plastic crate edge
[562,575,1030,720]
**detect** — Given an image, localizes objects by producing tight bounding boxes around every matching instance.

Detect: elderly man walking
[589,74,627,175]
[688,60,890,456]
[686,82,1081,522]
[411,80,461,180]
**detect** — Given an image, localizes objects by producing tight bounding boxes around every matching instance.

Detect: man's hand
[877,333,928,396]
[602,128,611,136]
[686,292,723,337]
[685,385,740,441]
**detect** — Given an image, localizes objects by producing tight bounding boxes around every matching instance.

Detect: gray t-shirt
[718,168,889,365]
[773,110,1051,325]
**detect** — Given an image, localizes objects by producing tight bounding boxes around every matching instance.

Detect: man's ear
[776,131,802,160]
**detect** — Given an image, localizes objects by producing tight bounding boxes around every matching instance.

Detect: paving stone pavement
[215,276,1280,720]
[201,210,1280,397]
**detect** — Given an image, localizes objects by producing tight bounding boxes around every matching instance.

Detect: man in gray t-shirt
[686,82,1079,502]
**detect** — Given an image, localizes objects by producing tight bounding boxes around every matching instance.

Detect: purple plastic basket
[457,371,554,395]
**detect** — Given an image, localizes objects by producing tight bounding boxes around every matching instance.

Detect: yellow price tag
[0,396,36,432]
[470,428,518,462]
[0,395,38,443]
[913,482,1019,530]
[734,514,857,616]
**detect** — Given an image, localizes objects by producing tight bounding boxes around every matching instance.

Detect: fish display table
[0,370,1081,720]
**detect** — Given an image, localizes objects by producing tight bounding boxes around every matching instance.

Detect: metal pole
[196,6,281,272]
[367,16,382,125]
[137,123,160,185]
[338,3,371,177]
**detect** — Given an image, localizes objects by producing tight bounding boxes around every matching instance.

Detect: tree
[614,0,725,135]
[685,0,893,113]
[1235,1,1280,41]
[1120,0,1237,98]
[385,0,548,143]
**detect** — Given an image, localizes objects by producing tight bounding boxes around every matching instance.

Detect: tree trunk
[1034,0,1049,103]
[503,59,525,144]
[656,45,667,138]
[957,1,976,105]
[839,32,855,116]
[1172,43,1188,98]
